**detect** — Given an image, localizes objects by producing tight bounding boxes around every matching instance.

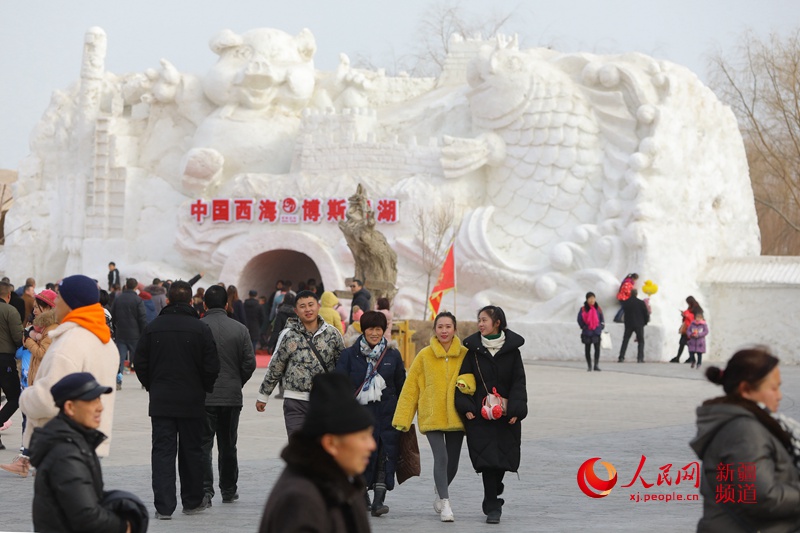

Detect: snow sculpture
[4,28,760,360]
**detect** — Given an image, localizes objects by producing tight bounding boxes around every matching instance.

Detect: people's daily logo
[577,457,618,498]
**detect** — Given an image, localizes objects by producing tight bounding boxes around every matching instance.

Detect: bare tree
[353,1,520,77]
[414,202,457,319]
[709,29,800,254]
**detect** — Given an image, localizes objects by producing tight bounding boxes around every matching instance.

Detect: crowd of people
[0,267,530,529]
[2,264,796,532]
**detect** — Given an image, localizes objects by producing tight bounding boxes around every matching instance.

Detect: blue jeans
[115,339,137,380]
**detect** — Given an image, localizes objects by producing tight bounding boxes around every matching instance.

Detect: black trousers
[283,398,309,437]
[0,353,20,425]
[202,406,242,500]
[481,468,506,514]
[151,416,205,515]
[619,325,645,361]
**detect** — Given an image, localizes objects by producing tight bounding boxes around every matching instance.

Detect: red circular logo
[282,197,297,213]
[577,457,618,498]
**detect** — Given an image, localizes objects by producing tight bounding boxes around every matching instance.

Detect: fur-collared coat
[393,336,468,433]
[259,433,371,533]
[24,309,58,385]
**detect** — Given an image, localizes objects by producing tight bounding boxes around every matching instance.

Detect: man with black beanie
[259,372,375,533]
[134,280,220,520]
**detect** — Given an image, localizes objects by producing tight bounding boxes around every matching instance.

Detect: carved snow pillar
[338,184,398,303]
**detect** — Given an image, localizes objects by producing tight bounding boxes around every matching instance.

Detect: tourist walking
[617,289,650,363]
[199,285,256,506]
[243,289,264,352]
[613,273,638,323]
[14,275,118,478]
[0,281,23,437]
[134,280,220,519]
[691,348,800,532]
[393,311,467,522]
[110,278,147,389]
[687,311,709,369]
[23,289,58,387]
[577,292,604,371]
[670,296,703,364]
[256,290,344,435]
[335,311,405,517]
[348,279,371,324]
[30,372,137,533]
[455,305,527,524]
[226,285,246,326]
[258,372,374,533]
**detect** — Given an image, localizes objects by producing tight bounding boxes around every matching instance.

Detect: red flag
[428,243,455,319]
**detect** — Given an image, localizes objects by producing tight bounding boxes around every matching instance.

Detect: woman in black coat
[577,291,605,372]
[455,305,527,525]
[335,311,405,517]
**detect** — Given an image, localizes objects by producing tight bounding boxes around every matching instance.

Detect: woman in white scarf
[334,311,406,517]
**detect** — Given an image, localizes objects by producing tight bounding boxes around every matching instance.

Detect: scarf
[764,404,800,471]
[356,336,387,405]
[481,331,506,356]
[62,303,111,343]
[581,305,600,331]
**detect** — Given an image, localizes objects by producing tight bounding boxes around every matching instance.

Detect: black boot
[364,490,371,510]
[371,485,389,516]
[684,356,695,364]
[585,351,592,371]
[669,355,680,363]
[593,352,601,371]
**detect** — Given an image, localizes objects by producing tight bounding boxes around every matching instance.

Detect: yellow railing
[394,320,416,369]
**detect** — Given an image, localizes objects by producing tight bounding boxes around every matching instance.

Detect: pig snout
[234,60,284,89]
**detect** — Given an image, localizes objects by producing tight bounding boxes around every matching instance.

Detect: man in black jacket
[30,372,131,533]
[618,289,650,363]
[110,278,147,390]
[108,262,121,291]
[348,279,371,324]
[200,285,256,506]
[134,281,220,520]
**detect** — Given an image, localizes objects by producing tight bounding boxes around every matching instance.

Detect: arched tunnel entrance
[238,249,322,298]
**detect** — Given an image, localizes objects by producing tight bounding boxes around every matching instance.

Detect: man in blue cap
[6,275,118,478]
[30,372,132,533]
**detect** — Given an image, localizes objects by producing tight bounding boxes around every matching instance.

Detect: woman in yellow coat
[392,311,467,522]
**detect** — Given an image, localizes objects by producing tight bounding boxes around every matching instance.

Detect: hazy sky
[1,0,798,169]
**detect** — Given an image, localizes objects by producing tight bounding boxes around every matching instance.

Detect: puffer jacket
[319,292,345,335]
[393,336,467,433]
[259,432,370,533]
[30,413,127,533]
[455,330,528,473]
[690,396,800,533]
[201,308,256,406]
[687,320,709,353]
[257,317,344,402]
[335,338,405,490]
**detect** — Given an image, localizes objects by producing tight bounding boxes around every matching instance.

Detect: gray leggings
[425,431,465,499]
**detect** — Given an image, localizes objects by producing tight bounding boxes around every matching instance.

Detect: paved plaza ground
[3,356,798,532]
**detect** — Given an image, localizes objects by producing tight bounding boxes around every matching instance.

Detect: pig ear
[209,29,243,55]
[295,28,316,61]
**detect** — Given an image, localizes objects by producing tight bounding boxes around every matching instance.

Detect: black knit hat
[301,373,375,437]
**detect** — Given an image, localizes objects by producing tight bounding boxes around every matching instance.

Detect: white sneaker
[440,499,454,522]
[433,486,443,514]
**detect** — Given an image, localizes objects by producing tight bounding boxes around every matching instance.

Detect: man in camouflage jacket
[255,290,345,435]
